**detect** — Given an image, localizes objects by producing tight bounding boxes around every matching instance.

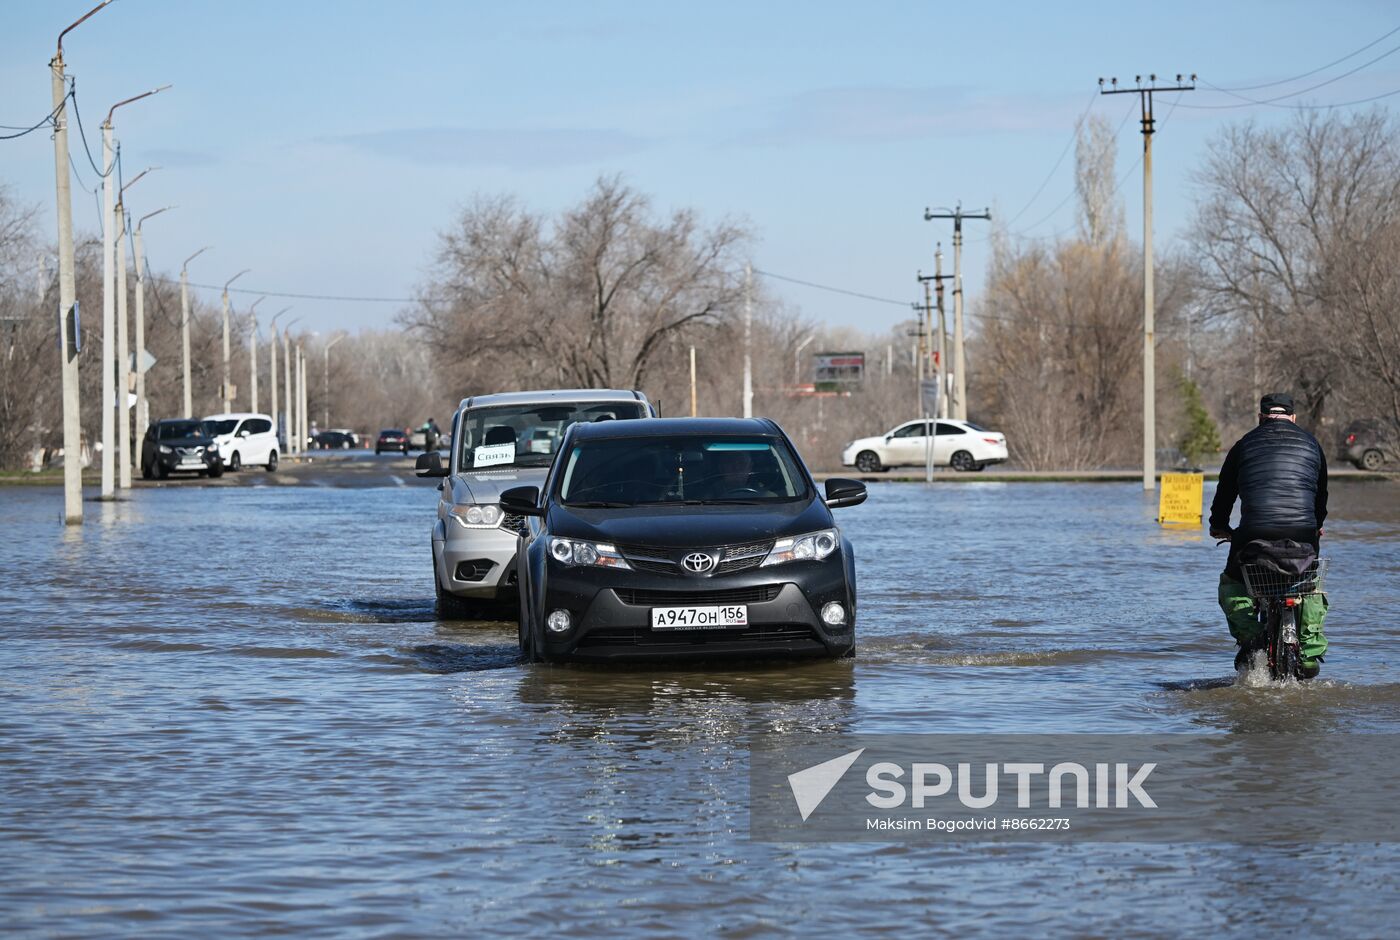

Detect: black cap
[1259,393,1295,416]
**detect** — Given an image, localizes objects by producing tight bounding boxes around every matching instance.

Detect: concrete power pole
[50,36,87,521]
[924,205,990,421]
[114,204,130,488]
[101,85,168,495]
[282,320,299,455]
[742,262,753,419]
[133,206,172,469]
[221,269,249,413]
[1100,74,1195,491]
[935,245,949,419]
[269,308,290,446]
[247,297,265,414]
[324,333,346,428]
[180,247,210,418]
[296,345,307,452]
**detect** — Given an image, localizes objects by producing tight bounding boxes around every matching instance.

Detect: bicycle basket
[1241,558,1327,601]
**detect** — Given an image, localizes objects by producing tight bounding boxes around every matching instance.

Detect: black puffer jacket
[1209,420,1328,535]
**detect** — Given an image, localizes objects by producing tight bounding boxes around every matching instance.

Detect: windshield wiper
[567,500,633,508]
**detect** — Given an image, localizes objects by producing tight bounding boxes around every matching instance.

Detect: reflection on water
[2,480,1399,934]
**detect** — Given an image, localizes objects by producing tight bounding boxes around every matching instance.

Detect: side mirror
[415,451,449,478]
[884,433,894,442]
[238,429,251,438]
[824,478,867,509]
[500,485,543,517]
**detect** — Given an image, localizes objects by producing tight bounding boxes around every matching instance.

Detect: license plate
[179,459,203,467]
[650,605,749,630]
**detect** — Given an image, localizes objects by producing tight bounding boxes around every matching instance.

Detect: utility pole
[48,3,114,521]
[324,333,346,427]
[1100,74,1195,491]
[180,246,210,418]
[282,319,299,455]
[101,85,168,496]
[689,346,697,417]
[743,262,753,419]
[934,245,949,419]
[269,307,290,446]
[114,201,129,487]
[924,205,990,421]
[222,269,249,413]
[247,297,264,414]
[133,206,172,468]
[296,344,307,452]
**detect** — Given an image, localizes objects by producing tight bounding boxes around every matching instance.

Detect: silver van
[415,389,654,618]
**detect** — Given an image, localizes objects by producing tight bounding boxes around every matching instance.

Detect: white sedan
[841,419,1008,473]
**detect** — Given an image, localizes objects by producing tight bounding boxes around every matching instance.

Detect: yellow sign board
[1159,472,1204,526]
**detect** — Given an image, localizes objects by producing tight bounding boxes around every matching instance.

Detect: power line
[1001,88,1101,229]
[149,272,418,304]
[1214,24,1400,92]
[67,79,113,178]
[0,91,69,141]
[752,268,908,307]
[1179,40,1400,110]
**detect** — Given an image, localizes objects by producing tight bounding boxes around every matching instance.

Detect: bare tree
[1076,113,1124,246]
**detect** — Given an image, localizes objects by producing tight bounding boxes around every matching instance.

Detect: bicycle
[1238,556,1328,681]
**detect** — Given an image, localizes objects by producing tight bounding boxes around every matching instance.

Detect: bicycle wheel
[1277,607,1302,681]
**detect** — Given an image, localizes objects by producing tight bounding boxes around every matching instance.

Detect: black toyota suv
[141,419,224,479]
[503,417,867,663]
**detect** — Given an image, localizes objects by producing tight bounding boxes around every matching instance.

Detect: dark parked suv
[504,417,867,663]
[1339,419,1398,471]
[141,419,224,479]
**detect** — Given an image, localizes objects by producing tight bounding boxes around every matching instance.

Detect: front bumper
[435,521,524,600]
[536,558,855,662]
[156,452,220,473]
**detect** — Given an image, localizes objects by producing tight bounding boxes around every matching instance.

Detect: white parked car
[841,419,1008,473]
[203,412,280,472]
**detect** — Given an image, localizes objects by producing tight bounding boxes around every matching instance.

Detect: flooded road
[3,478,1400,935]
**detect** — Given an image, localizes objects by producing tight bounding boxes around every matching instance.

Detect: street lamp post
[101,84,169,497]
[794,334,814,385]
[51,1,114,522]
[221,269,250,413]
[324,333,346,428]
[113,166,156,488]
[282,319,300,454]
[133,206,173,470]
[269,307,290,448]
[247,297,265,414]
[180,246,210,417]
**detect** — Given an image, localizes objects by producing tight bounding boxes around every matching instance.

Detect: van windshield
[559,436,809,506]
[159,421,208,440]
[204,419,239,436]
[457,402,647,470]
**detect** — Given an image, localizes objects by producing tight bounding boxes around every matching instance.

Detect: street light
[180,246,211,417]
[247,296,265,413]
[794,334,815,385]
[132,205,174,464]
[282,317,301,454]
[112,166,159,490]
[269,307,291,444]
[99,83,170,499]
[221,269,250,413]
[324,332,347,428]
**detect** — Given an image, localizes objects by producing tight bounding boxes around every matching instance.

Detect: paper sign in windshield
[473,443,516,468]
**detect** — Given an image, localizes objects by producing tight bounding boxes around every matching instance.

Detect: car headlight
[158,444,172,454]
[548,537,631,569]
[448,503,503,529]
[761,529,840,566]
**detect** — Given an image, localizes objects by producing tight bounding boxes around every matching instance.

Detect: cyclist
[1208,393,1328,678]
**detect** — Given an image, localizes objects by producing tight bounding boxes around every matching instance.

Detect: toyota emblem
[682,552,715,573]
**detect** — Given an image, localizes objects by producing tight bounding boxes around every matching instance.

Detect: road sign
[920,380,940,415]
[130,349,157,374]
[1158,473,1204,526]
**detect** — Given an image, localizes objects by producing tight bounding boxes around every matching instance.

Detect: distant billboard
[813,351,864,389]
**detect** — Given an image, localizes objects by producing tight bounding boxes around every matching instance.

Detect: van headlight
[448,503,503,529]
[548,538,631,569]
[761,529,839,566]
[158,444,172,454]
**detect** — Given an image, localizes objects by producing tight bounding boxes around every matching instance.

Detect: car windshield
[379,429,403,436]
[159,421,207,440]
[204,419,239,436]
[457,402,647,470]
[559,435,809,506]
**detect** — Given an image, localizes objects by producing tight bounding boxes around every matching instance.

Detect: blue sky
[3,1,1397,336]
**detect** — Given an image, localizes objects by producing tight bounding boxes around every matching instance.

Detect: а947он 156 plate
[650,605,749,630]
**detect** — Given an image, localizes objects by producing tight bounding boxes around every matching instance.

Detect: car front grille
[616,540,776,576]
[500,513,529,536]
[576,623,820,651]
[614,585,782,607]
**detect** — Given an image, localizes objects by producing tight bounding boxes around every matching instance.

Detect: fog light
[546,609,572,634]
[821,602,846,626]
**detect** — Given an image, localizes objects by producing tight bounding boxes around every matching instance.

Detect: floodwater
[3,475,1400,935]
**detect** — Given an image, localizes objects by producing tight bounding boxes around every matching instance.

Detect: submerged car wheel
[855,450,882,473]
[229,452,242,472]
[951,450,976,472]
[208,464,224,478]
[433,551,476,620]
[141,462,153,480]
[266,451,278,472]
[1361,449,1384,472]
